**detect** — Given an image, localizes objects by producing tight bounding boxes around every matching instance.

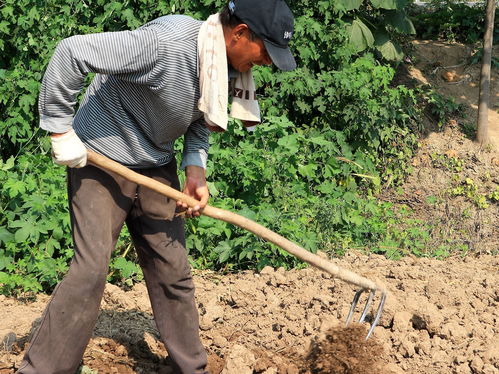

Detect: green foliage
[0,0,431,295]
[470,48,499,70]
[417,87,464,129]
[0,153,71,296]
[408,0,499,44]
[449,177,496,209]
[336,0,415,61]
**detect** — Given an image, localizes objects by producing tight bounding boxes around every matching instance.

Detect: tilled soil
[1,253,498,374]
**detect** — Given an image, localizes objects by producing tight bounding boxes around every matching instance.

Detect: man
[17,0,295,373]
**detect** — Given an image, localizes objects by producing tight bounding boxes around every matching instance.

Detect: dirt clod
[303,324,384,374]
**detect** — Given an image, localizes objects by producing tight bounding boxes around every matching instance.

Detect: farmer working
[17,0,295,373]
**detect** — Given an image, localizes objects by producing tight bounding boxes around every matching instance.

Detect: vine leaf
[336,0,364,11]
[374,31,404,60]
[370,0,407,10]
[347,18,375,53]
[384,10,416,34]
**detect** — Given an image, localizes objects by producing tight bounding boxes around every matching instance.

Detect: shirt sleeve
[180,119,211,170]
[39,28,159,133]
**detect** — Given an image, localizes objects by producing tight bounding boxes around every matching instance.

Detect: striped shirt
[39,15,210,169]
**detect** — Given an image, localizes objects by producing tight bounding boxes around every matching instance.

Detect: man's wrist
[185,165,206,179]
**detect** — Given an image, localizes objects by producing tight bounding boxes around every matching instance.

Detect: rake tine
[365,291,387,340]
[345,289,388,340]
[345,289,365,326]
[359,290,375,323]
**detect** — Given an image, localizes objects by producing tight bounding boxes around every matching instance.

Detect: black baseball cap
[228,0,297,71]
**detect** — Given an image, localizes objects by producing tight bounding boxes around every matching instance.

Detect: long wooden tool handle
[87,150,385,292]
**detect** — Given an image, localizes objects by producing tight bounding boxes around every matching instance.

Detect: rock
[285,363,299,374]
[470,356,484,373]
[482,364,498,374]
[262,368,278,374]
[385,363,404,374]
[199,316,214,331]
[412,303,444,335]
[399,339,416,358]
[415,330,432,356]
[453,363,472,374]
[432,350,450,364]
[442,70,458,82]
[0,330,16,352]
[270,272,287,286]
[441,322,469,342]
[212,334,228,348]
[392,311,413,332]
[454,355,467,364]
[221,344,255,374]
[204,302,224,323]
[260,266,274,275]
[377,293,400,328]
[483,343,499,367]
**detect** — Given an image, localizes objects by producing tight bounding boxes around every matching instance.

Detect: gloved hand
[50,129,87,168]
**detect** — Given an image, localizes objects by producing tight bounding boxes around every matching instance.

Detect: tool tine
[365,291,387,340]
[345,289,365,326]
[359,290,375,323]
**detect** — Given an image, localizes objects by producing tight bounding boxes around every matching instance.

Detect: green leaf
[374,31,404,61]
[4,179,26,198]
[0,21,10,34]
[0,256,13,271]
[298,163,318,178]
[336,0,364,11]
[370,0,407,10]
[1,156,15,171]
[112,257,137,279]
[0,227,14,245]
[15,225,31,243]
[384,10,416,34]
[347,19,375,53]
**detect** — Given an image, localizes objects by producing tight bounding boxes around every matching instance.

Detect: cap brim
[263,40,296,71]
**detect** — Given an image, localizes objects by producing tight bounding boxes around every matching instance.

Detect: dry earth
[406,40,499,151]
[0,253,498,374]
[1,41,498,374]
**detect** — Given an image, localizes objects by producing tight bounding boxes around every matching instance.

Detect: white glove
[50,129,87,168]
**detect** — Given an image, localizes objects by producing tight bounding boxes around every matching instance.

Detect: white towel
[197,14,261,130]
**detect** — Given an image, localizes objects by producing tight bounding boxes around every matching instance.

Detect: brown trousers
[17,162,207,374]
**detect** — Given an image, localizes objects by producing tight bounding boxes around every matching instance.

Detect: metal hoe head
[345,288,387,340]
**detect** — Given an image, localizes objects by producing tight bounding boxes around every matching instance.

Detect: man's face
[226,25,272,73]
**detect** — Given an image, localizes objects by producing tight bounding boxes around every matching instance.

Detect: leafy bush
[0,0,429,295]
[408,0,499,44]
[0,152,71,296]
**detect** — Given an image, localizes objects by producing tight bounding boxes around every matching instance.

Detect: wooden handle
[87,149,385,292]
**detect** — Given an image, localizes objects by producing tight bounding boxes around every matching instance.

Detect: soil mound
[1,253,498,374]
[304,324,384,374]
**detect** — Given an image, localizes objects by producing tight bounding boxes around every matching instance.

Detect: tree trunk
[476,0,496,146]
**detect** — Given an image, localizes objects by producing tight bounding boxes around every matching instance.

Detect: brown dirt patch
[407,40,499,150]
[304,324,384,374]
[1,253,498,374]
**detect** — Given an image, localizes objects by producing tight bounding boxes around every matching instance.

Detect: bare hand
[177,165,209,218]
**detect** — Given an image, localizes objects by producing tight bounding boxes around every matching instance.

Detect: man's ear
[232,23,249,40]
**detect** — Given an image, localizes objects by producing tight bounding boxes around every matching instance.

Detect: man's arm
[40,28,160,166]
[40,28,159,134]
[177,120,211,216]
[177,165,209,217]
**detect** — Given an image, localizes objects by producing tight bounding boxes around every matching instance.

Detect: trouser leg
[17,165,136,374]
[126,162,207,374]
